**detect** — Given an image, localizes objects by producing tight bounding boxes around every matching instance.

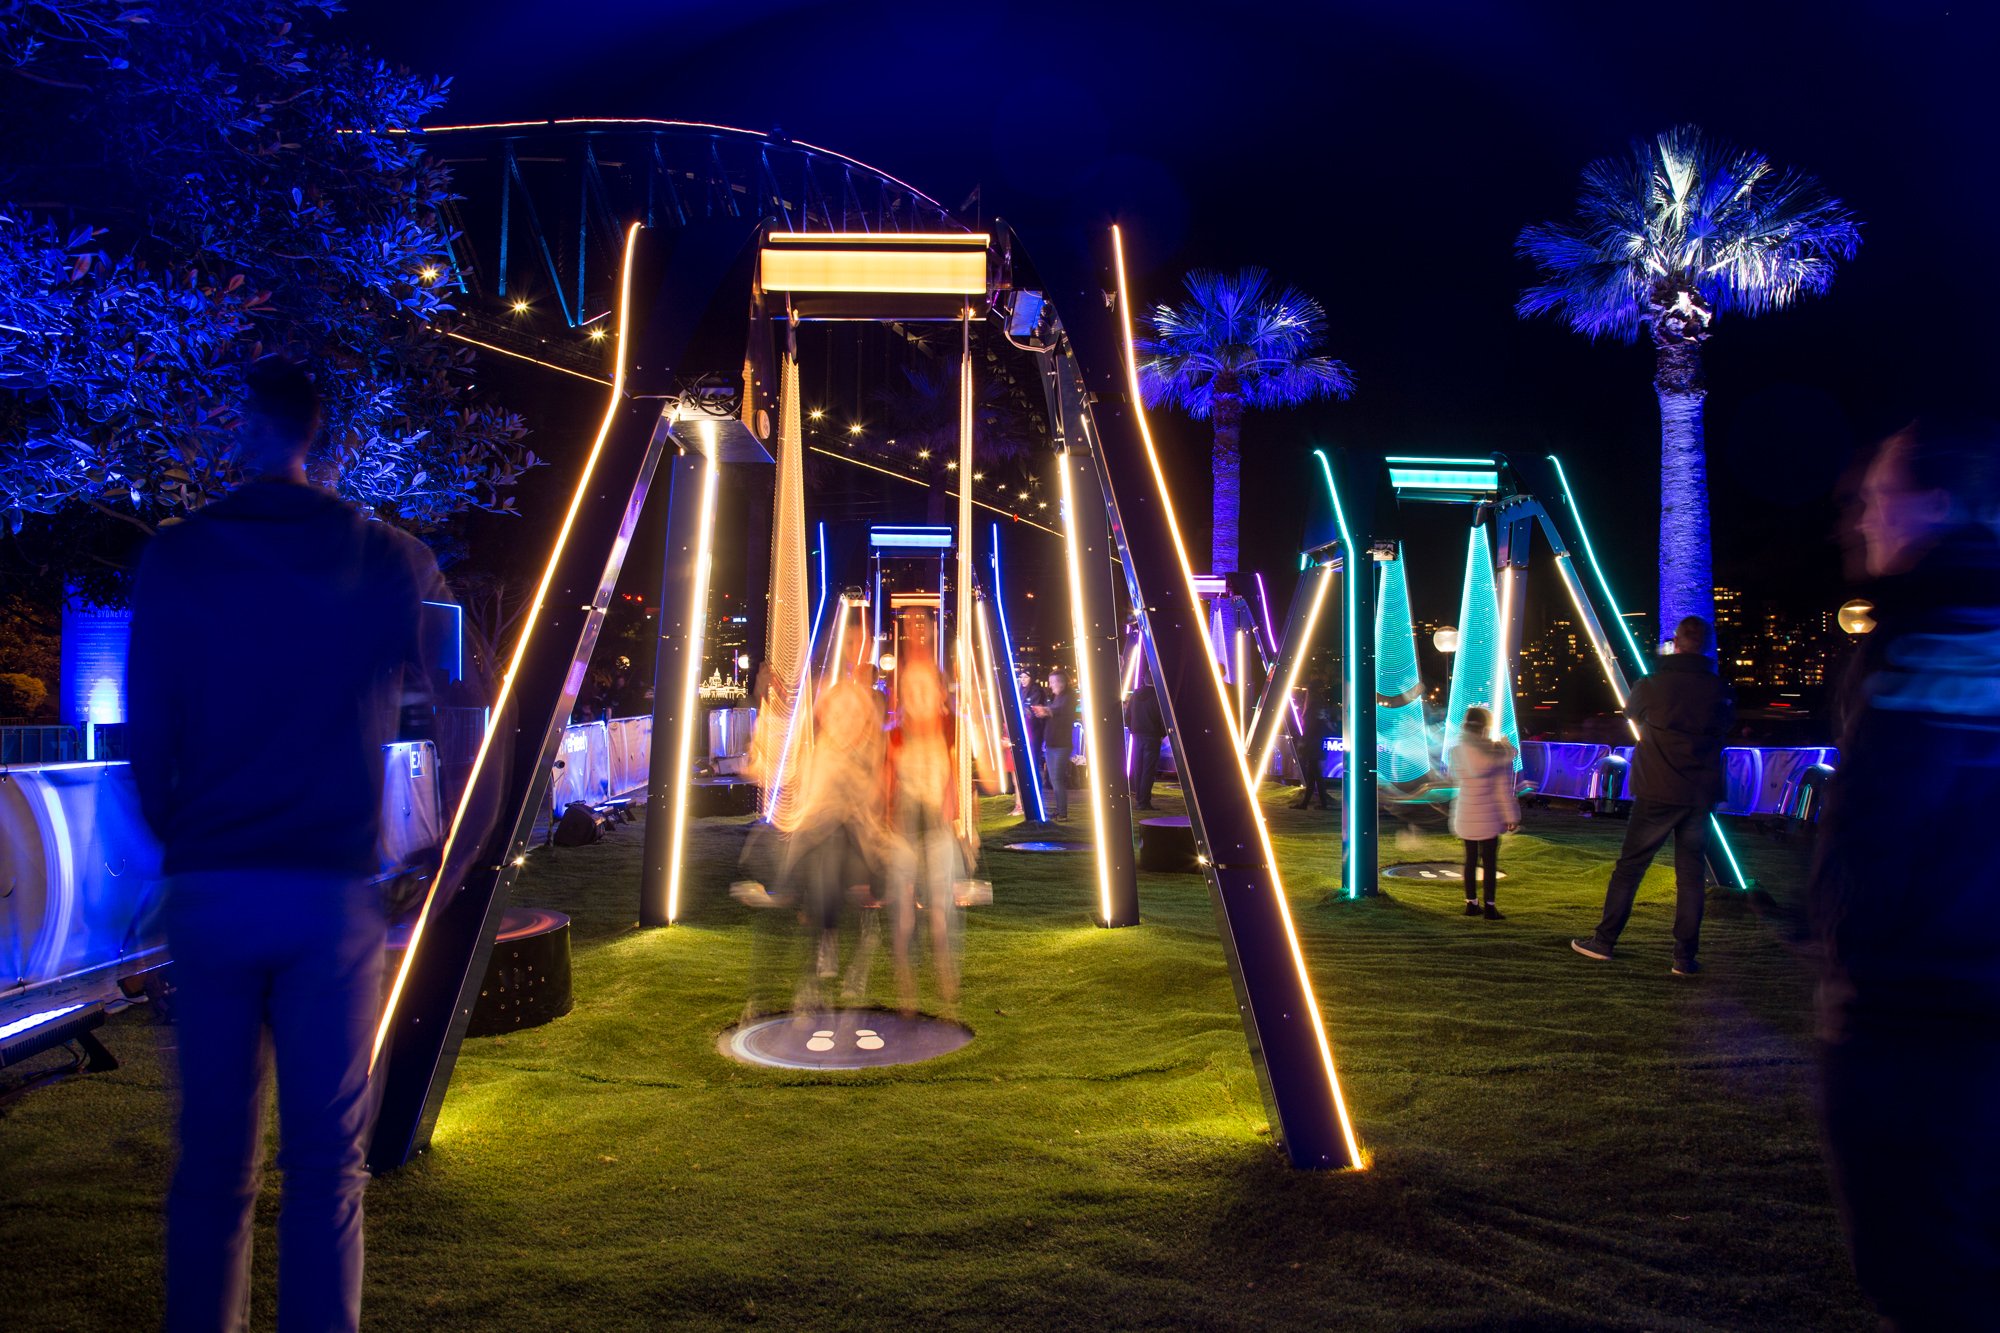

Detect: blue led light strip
[990,522,1045,823]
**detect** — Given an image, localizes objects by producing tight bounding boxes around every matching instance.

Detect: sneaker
[1570,938,1612,961]
[1464,900,1482,916]
[1672,958,1702,976]
[1482,903,1505,921]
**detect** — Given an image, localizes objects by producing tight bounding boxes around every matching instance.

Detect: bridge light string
[371,223,646,1073]
[1113,227,1363,1168]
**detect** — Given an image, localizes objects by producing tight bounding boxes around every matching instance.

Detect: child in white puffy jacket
[1447,707,1520,919]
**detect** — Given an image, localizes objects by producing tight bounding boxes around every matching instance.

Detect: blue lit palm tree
[1517,126,1860,641]
[1138,270,1354,576]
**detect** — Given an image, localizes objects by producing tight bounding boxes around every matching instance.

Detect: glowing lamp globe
[736,653,752,671]
[1433,627,1460,654]
[1838,599,1876,636]
[879,653,898,672]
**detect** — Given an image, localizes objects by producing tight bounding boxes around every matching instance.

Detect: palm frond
[1137,267,1353,419]
[1516,124,1861,340]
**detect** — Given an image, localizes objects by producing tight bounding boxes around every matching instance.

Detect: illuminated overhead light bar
[869,525,955,549]
[1387,466,1500,494]
[1189,574,1228,598]
[761,232,988,320]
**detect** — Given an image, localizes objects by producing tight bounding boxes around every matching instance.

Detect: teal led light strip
[1547,455,1749,889]
[1385,455,1493,466]
[1548,455,1650,675]
[1312,449,1361,899]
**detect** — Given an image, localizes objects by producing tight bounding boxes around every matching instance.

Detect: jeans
[1588,799,1710,963]
[1042,746,1072,819]
[163,871,386,1333]
[1462,837,1497,902]
[1129,734,1162,809]
[1823,1032,2000,1328]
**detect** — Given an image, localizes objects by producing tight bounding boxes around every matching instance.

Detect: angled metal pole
[1032,223,1363,1169]
[1246,563,1334,783]
[1313,451,1378,899]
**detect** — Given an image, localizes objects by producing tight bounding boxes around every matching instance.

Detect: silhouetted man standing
[1571,615,1732,974]
[1125,681,1165,810]
[130,357,445,1332]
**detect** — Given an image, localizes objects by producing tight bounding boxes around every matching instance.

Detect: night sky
[343,0,1998,627]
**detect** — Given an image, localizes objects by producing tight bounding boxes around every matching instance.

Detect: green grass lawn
[3,786,1867,1330]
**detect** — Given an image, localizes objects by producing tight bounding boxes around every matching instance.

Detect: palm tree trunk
[1653,340,1713,647]
[1211,394,1243,576]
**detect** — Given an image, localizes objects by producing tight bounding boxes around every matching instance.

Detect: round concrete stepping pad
[721,1009,973,1070]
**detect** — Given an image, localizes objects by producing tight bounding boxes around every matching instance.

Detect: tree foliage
[1136,268,1354,417]
[0,0,537,555]
[1515,126,1862,348]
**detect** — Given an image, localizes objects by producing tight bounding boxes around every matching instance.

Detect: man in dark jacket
[1125,682,1166,810]
[1572,615,1732,974]
[1808,419,2000,1329]
[129,357,445,1332]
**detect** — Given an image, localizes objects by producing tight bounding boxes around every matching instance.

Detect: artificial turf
[3,785,1869,1330]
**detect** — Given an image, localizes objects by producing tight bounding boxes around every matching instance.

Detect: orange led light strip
[1109,225,1363,1168]
[371,223,647,1073]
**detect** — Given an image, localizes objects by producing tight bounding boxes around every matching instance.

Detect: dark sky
[342,0,1998,627]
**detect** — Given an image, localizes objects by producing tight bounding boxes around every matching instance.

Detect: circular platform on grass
[387,906,574,1037]
[1002,840,1091,853]
[720,1009,973,1071]
[1381,862,1509,882]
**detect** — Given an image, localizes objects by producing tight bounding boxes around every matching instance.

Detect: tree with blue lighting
[0,0,535,598]
[1137,270,1353,577]
[1517,127,1860,642]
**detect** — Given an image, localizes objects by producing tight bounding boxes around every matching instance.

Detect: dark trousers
[162,871,385,1333]
[1824,1033,2000,1329]
[1129,734,1163,809]
[1042,745,1072,819]
[1462,837,1497,902]
[1293,736,1330,808]
[1589,799,1709,962]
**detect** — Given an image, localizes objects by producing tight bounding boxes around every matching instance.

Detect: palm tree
[1517,126,1860,641]
[1138,269,1353,577]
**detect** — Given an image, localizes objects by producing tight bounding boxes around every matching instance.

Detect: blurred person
[886,661,965,1016]
[1446,706,1520,919]
[1293,689,1334,811]
[1019,668,1050,799]
[1812,417,2000,1328]
[128,355,445,1333]
[1035,669,1080,821]
[783,669,892,991]
[1125,680,1165,810]
[1571,614,1731,974]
